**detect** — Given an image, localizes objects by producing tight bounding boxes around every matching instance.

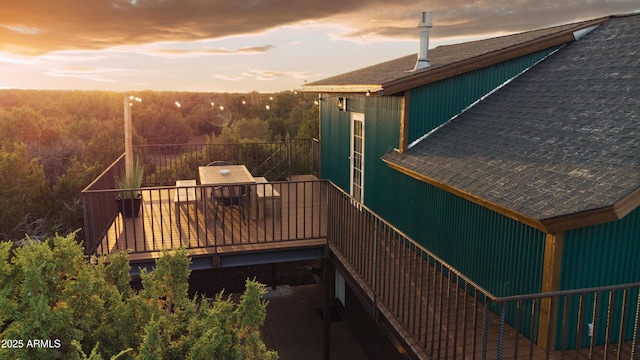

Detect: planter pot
[117,195,142,218]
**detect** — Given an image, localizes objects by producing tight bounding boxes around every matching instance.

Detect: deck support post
[538,232,564,351]
[323,257,333,360]
[271,263,277,290]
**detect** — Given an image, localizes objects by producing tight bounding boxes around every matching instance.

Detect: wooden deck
[98,178,328,263]
[326,200,639,360]
[332,244,555,360]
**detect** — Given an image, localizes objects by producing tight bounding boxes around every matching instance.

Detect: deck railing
[326,183,640,359]
[82,154,125,254]
[82,139,319,253]
[134,139,318,186]
[84,180,328,261]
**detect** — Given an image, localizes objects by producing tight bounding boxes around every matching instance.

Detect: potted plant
[115,157,144,218]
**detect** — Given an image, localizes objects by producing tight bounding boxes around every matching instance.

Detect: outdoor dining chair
[208,161,249,225]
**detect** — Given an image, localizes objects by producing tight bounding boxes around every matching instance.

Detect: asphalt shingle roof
[306,18,603,89]
[382,14,640,226]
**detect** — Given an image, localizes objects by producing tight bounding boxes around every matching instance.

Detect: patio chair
[208,161,232,167]
[212,184,249,225]
[208,161,249,225]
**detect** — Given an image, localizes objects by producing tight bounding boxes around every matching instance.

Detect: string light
[129,96,142,106]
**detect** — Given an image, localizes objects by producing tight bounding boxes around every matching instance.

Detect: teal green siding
[561,206,640,289]
[408,48,559,143]
[556,207,640,348]
[319,96,352,190]
[381,171,546,297]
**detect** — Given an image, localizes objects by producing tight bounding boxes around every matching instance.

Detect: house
[303,12,639,353]
[79,13,639,359]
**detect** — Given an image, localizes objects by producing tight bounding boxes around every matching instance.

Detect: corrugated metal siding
[557,206,640,348]
[387,172,546,297]
[561,206,640,288]
[408,48,560,143]
[319,95,351,190]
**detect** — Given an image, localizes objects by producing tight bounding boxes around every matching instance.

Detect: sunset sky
[1,1,638,93]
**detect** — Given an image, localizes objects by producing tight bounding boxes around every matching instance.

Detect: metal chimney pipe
[414,11,433,70]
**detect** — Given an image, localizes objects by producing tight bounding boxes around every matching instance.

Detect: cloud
[154,44,275,56]
[3,0,637,57]
[44,66,140,83]
[242,69,321,81]
[0,52,39,65]
[213,69,322,82]
[213,74,244,81]
[2,25,44,35]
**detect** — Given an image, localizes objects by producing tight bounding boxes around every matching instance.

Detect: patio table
[199,164,256,187]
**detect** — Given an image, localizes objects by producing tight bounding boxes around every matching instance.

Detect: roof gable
[383,14,640,233]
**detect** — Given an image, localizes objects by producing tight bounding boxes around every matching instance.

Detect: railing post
[482,299,489,359]
[311,138,322,177]
[498,302,506,359]
[82,192,94,256]
[322,185,333,360]
[329,181,333,246]
[373,219,379,320]
[631,289,640,359]
[287,139,292,179]
[326,183,332,245]
[211,186,219,266]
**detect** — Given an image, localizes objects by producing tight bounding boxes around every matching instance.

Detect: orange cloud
[155,45,275,56]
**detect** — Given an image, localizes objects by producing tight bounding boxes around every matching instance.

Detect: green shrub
[0,234,278,360]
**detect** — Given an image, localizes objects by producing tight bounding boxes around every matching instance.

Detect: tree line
[0,89,319,242]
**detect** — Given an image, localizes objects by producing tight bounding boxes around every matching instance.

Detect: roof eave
[542,187,640,233]
[300,85,383,94]
[380,17,610,95]
[382,157,549,232]
[540,207,620,234]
